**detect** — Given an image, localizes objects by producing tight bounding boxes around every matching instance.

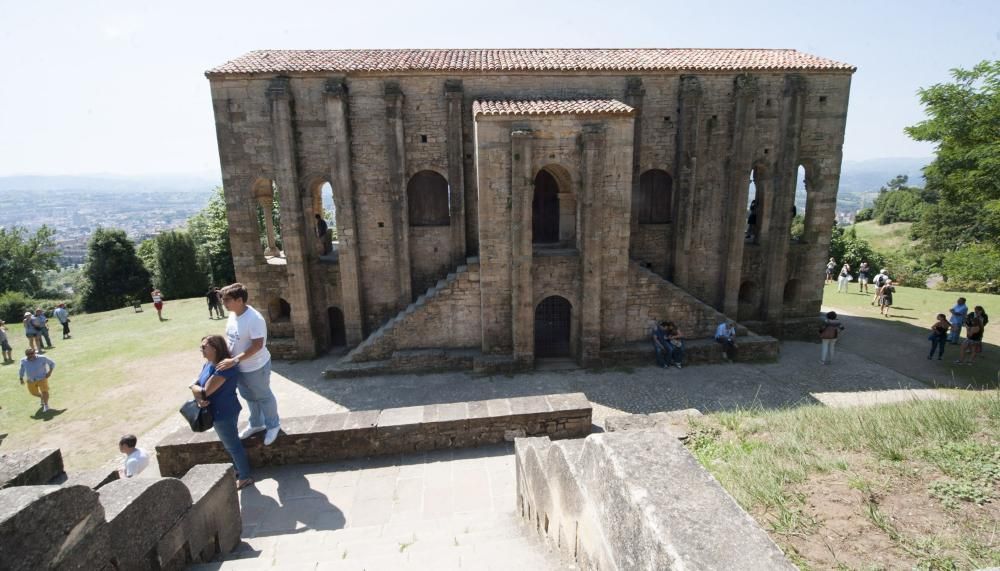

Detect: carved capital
[734,74,760,97]
[625,77,645,98]
[784,74,807,96]
[324,77,348,98]
[444,79,463,95]
[267,76,291,101]
[680,75,702,98]
[384,81,403,98]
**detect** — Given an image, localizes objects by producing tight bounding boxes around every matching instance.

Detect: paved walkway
[188,445,569,570]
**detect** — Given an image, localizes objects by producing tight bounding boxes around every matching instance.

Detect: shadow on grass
[31,408,66,421]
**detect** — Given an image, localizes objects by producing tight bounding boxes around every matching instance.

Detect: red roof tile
[472,99,634,117]
[206,49,856,76]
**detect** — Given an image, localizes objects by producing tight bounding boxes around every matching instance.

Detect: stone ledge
[0,449,64,489]
[155,393,593,478]
[599,334,780,366]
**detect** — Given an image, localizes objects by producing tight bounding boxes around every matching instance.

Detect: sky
[0,0,997,177]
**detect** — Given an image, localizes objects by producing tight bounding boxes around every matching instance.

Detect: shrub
[0,292,75,323]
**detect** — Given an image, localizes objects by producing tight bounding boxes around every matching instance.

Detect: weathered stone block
[0,448,64,489]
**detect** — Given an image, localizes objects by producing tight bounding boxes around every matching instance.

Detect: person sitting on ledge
[715,319,738,362]
[117,434,150,479]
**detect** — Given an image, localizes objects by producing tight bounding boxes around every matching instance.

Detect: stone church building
[206,49,854,368]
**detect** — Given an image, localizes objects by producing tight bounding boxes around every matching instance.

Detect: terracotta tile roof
[206,49,856,76]
[472,99,634,117]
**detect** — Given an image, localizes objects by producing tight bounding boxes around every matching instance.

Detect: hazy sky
[1,0,996,176]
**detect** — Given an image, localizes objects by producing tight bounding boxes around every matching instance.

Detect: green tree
[187,186,236,285]
[0,226,59,295]
[829,225,888,275]
[136,238,160,285]
[80,228,152,311]
[155,230,208,298]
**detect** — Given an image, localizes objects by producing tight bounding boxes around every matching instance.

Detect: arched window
[637,169,672,224]
[534,296,572,357]
[738,281,760,321]
[407,171,450,226]
[269,297,291,322]
[532,170,560,244]
[253,178,281,255]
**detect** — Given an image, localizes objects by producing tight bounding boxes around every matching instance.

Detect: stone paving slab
[810,388,954,408]
[187,444,569,570]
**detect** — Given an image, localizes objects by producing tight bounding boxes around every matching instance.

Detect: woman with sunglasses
[189,334,253,490]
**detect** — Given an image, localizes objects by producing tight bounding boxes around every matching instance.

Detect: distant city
[0,158,929,267]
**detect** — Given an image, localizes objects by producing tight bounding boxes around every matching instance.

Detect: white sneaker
[263,427,281,446]
[42,403,49,412]
[239,425,266,439]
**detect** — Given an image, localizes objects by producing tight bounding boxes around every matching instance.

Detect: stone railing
[0,449,64,489]
[0,463,240,571]
[515,425,796,570]
[157,392,593,478]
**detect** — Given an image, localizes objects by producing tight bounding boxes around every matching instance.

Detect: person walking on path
[663,321,685,369]
[857,262,870,294]
[19,348,55,412]
[715,320,738,362]
[217,283,281,446]
[825,258,836,284]
[837,264,851,293]
[948,297,968,344]
[955,307,985,365]
[53,304,71,340]
[22,312,42,354]
[190,334,254,490]
[151,288,165,321]
[928,314,950,360]
[0,320,13,363]
[878,280,896,317]
[117,434,150,478]
[819,311,845,365]
[32,309,53,349]
[871,269,889,306]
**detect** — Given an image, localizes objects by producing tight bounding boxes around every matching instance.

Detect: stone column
[624,77,645,243]
[721,74,759,316]
[268,76,318,355]
[510,130,534,364]
[671,75,702,288]
[762,74,807,323]
[445,80,467,266]
[323,78,365,345]
[579,127,606,364]
[258,197,279,256]
[384,82,412,306]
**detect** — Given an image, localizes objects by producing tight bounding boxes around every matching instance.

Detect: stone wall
[157,393,592,478]
[0,463,240,571]
[515,431,796,570]
[0,449,63,489]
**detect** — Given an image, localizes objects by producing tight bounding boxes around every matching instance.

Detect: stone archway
[532,170,560,244]
[534,296,572,357]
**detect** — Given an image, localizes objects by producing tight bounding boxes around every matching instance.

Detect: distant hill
[0,174,220,194]
[834,157,931,212]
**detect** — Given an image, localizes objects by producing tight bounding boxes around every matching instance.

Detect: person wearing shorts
[152,288,165,321]
[0,320,13,363]
[857,262,870,293]
[19,348,55,412]
[22,312,42,354]
[955,308,984,365]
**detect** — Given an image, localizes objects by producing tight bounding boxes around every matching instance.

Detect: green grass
[687,393,1000,569]
[822,282,1000,346]
[0,298,218,468]
[851,220,916,254]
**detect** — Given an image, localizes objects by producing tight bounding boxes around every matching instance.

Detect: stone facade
[207,49,854,363]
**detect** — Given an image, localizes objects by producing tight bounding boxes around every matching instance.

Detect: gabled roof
[206,49,856,76]
[472,99,634,117]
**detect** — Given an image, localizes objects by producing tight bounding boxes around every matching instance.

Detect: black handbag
[179,399,214,432]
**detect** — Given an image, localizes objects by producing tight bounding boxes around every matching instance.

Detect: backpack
[819,323,839,339]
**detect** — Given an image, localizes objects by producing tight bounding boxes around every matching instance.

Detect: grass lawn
[0,297,218,469]
[822,282,1000,346]
[688,393,1000,570]
[851,220,916,254]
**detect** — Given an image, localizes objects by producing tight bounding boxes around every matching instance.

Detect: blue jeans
[213,415,251,480]
[947,323,962,344]
[929,337,946,359]
[654,343,669,367]
[238,361,280,430]
[669,342,685,365]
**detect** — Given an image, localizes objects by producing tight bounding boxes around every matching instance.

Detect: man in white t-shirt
[216,282,281,446]
[118,434,150,478]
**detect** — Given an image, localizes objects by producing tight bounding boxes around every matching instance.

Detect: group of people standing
[827,259,897,317]
[930,297,989,365]
[5,305,71,413]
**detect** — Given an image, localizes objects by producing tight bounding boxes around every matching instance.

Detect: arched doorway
[328,307,346,347]
[737,280,760,321]
[532,170,560,244]
[534,296,571,357]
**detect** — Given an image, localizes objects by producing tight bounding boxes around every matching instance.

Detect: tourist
[53,303,71,340]
[33,308,53,349]
[955,306,985,365]
[837,264,851,293]
[825,258,836,284]
[715,320,738,362]
[117,434,150,478]
[663,321,685,369]
[151,288,165,321]
[316,214,330,255]
[191,334,254,489]
[746,200,757,241]
[879,279,895,317]
[206,287,224,320]
[819,311,845,365]
[217,283,281,446]
[22,312,42,354]
[948,297,968,344]
[651,321,670,369]
[857,262,870,294]
[928,314,949,361]
[871,269,889,306]
[0,320,12,363]
[19,347,55,412]
[213,287,226,318]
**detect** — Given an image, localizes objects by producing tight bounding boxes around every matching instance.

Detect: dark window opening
[532,170,560,244]
[407,171,450,226]
[535,296,571,357]
[637,169,672,224]
[328,307,346,347]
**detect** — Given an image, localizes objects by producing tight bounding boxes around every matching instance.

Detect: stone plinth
[0,448,64,489]
[156,393,593,478]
